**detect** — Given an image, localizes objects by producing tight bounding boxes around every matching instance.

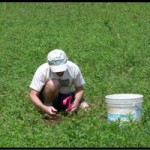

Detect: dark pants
[39,90,75,112]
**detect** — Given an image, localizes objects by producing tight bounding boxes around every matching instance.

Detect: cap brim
[50,63,67,72]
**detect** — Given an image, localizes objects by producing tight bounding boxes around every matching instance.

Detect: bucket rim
[105,93,143,100]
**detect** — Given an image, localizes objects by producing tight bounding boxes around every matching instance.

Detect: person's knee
[45,79,60,92]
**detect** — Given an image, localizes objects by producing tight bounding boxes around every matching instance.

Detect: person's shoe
[80,101,91,109]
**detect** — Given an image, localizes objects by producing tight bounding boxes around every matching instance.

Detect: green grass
[0,2,150,147]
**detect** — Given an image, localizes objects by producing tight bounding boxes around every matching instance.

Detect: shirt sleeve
[29,66,46,92]
[73,66,85,88]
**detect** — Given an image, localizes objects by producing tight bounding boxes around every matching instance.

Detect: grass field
[0,2,150,147]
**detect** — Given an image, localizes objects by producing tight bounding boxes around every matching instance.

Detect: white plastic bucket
[105,94,143,122]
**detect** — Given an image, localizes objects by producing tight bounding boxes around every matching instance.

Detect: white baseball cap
[47,49,68,72]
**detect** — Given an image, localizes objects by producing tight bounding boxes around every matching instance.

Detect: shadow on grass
[39,110,79,125]
[38,101,108,126]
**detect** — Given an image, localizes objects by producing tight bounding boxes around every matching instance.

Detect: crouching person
[29,49,90,116]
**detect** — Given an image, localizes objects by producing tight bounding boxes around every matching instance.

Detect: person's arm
[70,86,84,112]
[29,89,57,115]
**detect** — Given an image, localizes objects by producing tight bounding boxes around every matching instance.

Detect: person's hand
[45,106,58,116]
[70,101,79,112]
